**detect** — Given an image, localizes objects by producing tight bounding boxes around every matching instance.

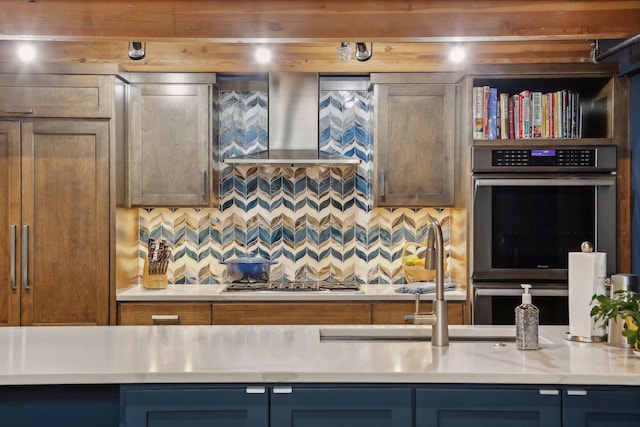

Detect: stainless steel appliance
[471,145,617,325]
[222,281,363,294]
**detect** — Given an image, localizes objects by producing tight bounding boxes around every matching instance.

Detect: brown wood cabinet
[0,73,113,118]
[118,302,212,325]
[128,73,216,207]
[371,301,466,325]
[0,120,110,326]
[116,300,467,325]
[211,302,372,325]
[464,63,631,274]
[372,74,457,207]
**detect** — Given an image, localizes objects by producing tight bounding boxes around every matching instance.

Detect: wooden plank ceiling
[0,0,638,72]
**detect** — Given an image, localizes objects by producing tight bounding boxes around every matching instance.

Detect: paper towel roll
[568,251,607,338]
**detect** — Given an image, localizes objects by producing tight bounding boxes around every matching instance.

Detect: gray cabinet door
[374,83,456,207]
[129,83,211,206]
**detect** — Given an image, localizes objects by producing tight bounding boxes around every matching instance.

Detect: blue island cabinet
[120,385,269,427]
[415,387,562,427]
[269,386,413,427]
[562,387,640,427]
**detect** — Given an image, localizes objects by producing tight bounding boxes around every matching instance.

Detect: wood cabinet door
[374,84,456,207]
[212,303,371,325]
[0,74,113,118]
[129,83,211,206]
[372,301,465,325]
[20,120,109,326]
[118,302,212,325]
[0,122,21,326]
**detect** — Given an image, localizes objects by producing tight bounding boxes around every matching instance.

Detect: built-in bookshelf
[470,75,614,143]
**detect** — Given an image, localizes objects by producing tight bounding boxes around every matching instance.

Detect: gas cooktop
[222,281,363,293]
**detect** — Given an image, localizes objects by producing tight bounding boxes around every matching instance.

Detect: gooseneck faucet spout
[404,214,449,346]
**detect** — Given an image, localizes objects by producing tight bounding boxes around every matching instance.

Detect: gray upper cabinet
[128,73,216,207]
[373,75,457,207]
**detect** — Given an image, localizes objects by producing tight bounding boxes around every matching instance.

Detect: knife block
[141,259,168,289]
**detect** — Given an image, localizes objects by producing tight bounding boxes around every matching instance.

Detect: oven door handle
[474,177,616,187]
[475,288,568,297]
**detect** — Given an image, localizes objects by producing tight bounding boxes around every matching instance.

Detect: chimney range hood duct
[223,72,360,167]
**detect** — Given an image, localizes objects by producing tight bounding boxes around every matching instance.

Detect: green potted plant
[591,290,640,350]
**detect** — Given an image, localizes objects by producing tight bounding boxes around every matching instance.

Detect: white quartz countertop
[116,284,467,302]
[1,324,639,386]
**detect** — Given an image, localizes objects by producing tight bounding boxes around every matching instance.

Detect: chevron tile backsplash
[139,87,452,284]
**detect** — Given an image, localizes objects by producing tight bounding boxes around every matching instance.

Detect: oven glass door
[473,176,616,281]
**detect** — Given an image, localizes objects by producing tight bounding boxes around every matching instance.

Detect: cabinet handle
[4,108,33,114]
[22,225,29,290]
[538,389,559,395]
[380,171,386,201]
[151,314,180,324]
[200,170,206,197]
[246,386,266,394]
[9,225,16,290]
[567,390,588,396]
[273,386,293,394]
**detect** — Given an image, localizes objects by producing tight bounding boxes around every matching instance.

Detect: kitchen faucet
[404,214,449,346]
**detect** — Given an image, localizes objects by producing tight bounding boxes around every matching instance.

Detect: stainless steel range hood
[223,72,360,167]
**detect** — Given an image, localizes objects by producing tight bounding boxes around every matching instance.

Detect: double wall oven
[471,145,617,325]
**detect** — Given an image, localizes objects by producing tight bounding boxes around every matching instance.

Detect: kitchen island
[1,324,639,426]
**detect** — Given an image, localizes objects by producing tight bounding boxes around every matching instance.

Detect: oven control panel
[491,148,595,167]
[471,145,616,172]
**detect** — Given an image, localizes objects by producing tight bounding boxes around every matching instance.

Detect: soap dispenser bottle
[515,284,539,350]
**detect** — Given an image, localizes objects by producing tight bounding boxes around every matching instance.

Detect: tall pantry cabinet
[0,66,117,326]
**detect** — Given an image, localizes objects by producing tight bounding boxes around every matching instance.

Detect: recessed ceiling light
[449,45,466,63]
[254,47,272,64]
[17,43,36,62]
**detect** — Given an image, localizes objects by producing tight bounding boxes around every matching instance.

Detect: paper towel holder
[565,241,607,343]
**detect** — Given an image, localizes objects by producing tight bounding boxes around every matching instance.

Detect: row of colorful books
[473,86,582,140]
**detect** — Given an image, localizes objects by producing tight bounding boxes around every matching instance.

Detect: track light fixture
[128,41,146,60]
[355,42,373,61]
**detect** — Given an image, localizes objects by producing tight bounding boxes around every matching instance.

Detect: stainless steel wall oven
[471,145,617,325]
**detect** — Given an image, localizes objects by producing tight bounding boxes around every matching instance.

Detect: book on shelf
[473,86,484,139]
[472,85,582,140]
[531,92,542,139]
[488,88,498,140]
[499,93,509,139]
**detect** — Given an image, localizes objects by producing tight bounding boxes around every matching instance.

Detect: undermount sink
[319,326,521,343]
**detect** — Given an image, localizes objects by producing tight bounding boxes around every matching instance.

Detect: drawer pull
[151,314,180,324]
[246,386,266,394]
[4,107,33,114]
[273,386,293,394]
[539,389,559,395]
[567,390,588,396]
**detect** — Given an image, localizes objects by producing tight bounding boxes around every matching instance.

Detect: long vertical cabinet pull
[22,225,29,290]
[380,171,386,202]
[9,225,16,290]
[200,170,206,197]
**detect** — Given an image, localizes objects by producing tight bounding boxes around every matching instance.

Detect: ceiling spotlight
[254,46,272,64]
[128,41,146,60]
[449,45,467,63]
[17,43,36,62]
[355,42,373,62]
